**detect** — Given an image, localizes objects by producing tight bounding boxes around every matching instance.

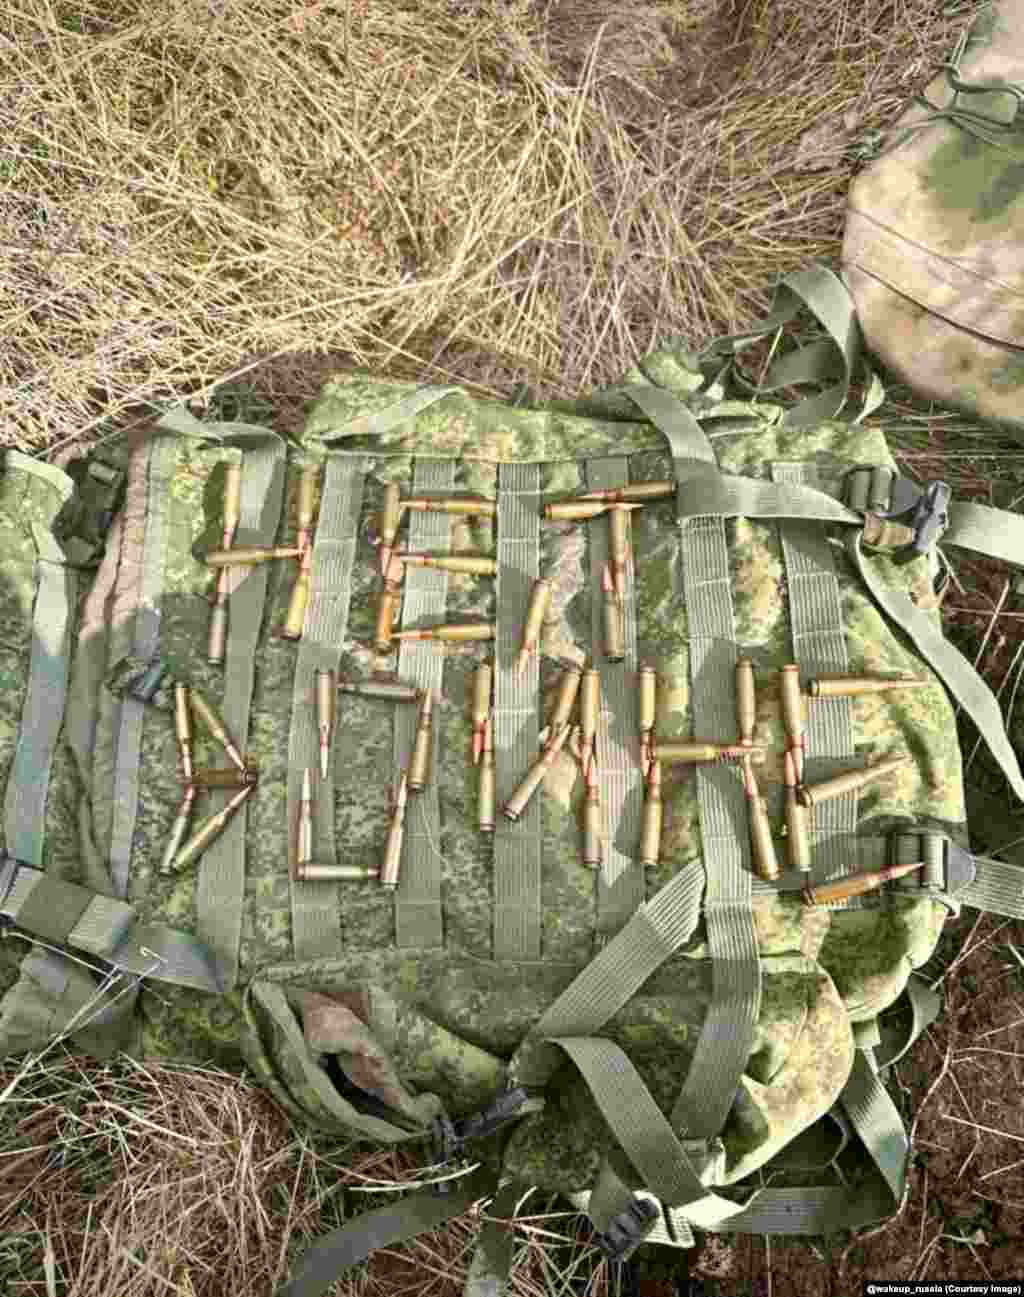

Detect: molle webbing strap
[199,438,287,986]
[586,458,644,941]
[6,467,75,868]
[288,457,368,963]
[493,463,542,961]
[109,436,180,897]
[772,463,857,901]
[393,459,452,950]
[961,855,1024,916]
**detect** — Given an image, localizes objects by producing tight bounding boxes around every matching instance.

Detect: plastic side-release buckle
[591,1196,660,1261]
[844,469,951,559]
[430,1087,534,1196]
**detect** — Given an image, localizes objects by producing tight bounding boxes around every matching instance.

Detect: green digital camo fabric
[0,341,961,1201]
[843,1,1024,433]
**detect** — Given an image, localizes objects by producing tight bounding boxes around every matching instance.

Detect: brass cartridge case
[169,785,253,873]
[735,657,756,748]
[582,763,603,869]
[295,862,381,882]
[782,749,811,872]
[374,580,402,653]
[297,463,320,554]
[316,668,335,779]
[639,760,663,868]
[380,774,409,890]
[580,481,674,503]
[174,683,194,783]
[192,765,258,789]
[207,594,228,666]
[398,553,498,577]
[338,678,420,703]
[803,860,924,906]
[516,579,552,674]
[189,689,246,772]
[282,548,312,641]
[779,665,805,782]
[743,761,779,882]
[549,665,583,734]
[160,786,196,875]
[222,462,242,544]
[639,664,657,775]
[504,722,571,821]
[808,675,929,699]
[207,545,302,567]
[404,497,496,517]
[602,563,625,662]
[478,715,496,833]
[408,690,434,793]
[543,500,643,523]
[798,754,911,809]
[608,506,630,596]
[471,660,493,765]
[391,624,496,644]
[579,668,601,779]
[654,741,766,764]
[378,482,402,572]
[298,767,314,865]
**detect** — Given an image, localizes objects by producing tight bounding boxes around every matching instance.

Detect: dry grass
[1,0,977,452]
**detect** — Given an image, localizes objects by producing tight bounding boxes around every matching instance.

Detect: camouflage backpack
[3,271,1024,1296]
[844,0,1024,436]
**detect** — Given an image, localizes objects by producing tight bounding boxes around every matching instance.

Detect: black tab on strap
[591,1196,660,1261]
[431,1087,533,1194]
[844,468,950,559]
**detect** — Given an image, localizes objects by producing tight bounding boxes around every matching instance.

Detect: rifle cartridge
[779,665,805,783]
[743,760,779,882]
[397,553,498,577]
[803,860,925,906]
[543,500,643,522]
[174,683,194,783]
[282,548,312,641]
[316,668,335,779]
[404,497,496,517]
[580,480,674,503]
[378,482,403,573]
[601,563,625,662]
[380,774,409,890]
[391,624,496,644]
[582,761,603,869]
[297,767,315,865]
[192,765,258,789]
[782,749,812,872]
[653,741,766,765]
[294,862,381,883]
[189,688,246,771]
[549,665,583,734]
[504,722,571,821]
[408,690,434,792]
[808,674,930,699]
[797,754,911,809]
[471,661,492,765]
[169,785,253,873]
[638,664,657,775]
[608,506,630,597]
[516,579,552,674]
[478,714,496,833]
[374,578,402,653]
[579,668,601,779]
[735,657,756,748]
[338,678,420,703]
[639,760,663,868]
[207,593,228,666]
[222,462,242,545]
[297,463,320,554]
[160,786,196,875]
[206,545,302,567]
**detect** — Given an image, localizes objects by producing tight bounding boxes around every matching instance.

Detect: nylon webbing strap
[462,1181,523,1297]
[960,856,1024,916]
[109,436,180,897]
[772,464,857,900]
[278,1169,496,1297]
[199,439,287,985]
[6,535,74,868]
[567,1188,695,1250]
[493,463,542,961]
[512,861,705,1087]
[393,459,452,950]
[586,458,644,941]
[288,457,368,962]
[320,385,464,441]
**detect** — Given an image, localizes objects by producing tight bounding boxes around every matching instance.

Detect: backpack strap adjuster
[430,1087,534,1194]
[844,468,951,559]
[889,831,977,894]
[591,1196,660,1261]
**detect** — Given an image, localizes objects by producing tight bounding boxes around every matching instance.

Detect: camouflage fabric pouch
[843,1,1024,434]
[0,330,1018,1283]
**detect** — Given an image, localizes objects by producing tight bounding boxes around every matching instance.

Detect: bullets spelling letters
[380,774,409,890]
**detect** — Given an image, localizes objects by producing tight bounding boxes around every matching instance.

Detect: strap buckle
[844,468,951,558]
[889,831,976,895]
[591,1196,660,1261]
[430,1087,533,1195]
